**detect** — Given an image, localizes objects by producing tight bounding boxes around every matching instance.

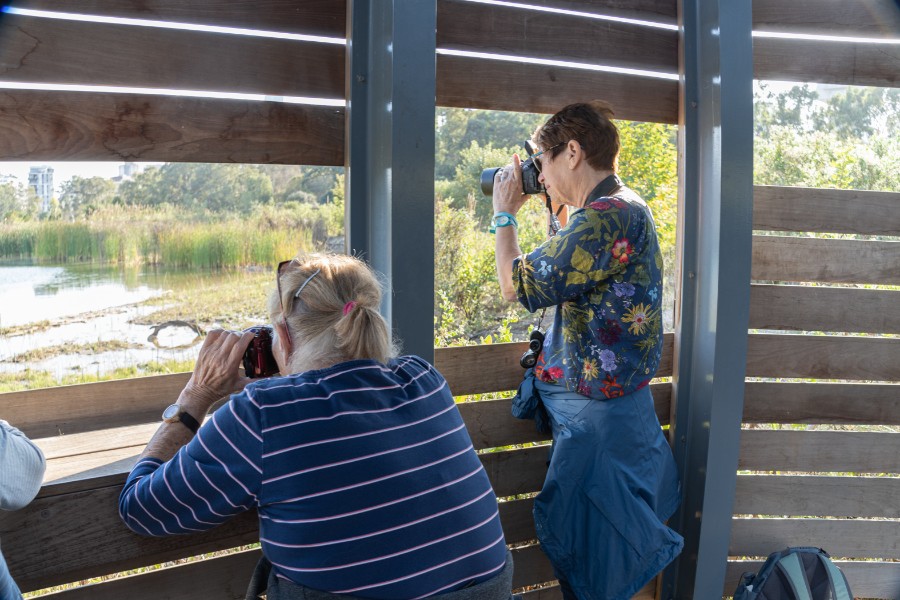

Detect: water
[0,262,211,379]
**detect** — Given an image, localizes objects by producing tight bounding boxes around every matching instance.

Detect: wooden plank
[0,484,260,593]
[739,430,900,474]
[437,0,677,73]
[437,334,674,397]
[8,0,346,37]
[743,381,900,425]
[0,14,344,98]
[753,0,900,39]
[752,236,900,286]
[0,372,189,438]
[730,518,900,561]
[734,475,900,519]
[754,37,900,88]
[745,334,900,381]
[436,53,678,124]
[0,91,344,164]
[749,284,900,335]
[726,560,900,600]
[508,0,676,24]
[36,423,159,461]
[753,186,900,236]
[511,544,557,589]
[36,548,261,600]
[458,383,671,450]
[499,497,538,545]
[481,446,550,498]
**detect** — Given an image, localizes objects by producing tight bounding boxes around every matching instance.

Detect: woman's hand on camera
[180,329,255,413]
[492,154,529,217]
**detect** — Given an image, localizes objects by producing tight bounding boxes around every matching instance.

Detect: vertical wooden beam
[344,0,436,362]
[661,0,754,597]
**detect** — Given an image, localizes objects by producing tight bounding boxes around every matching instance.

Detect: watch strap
[177,409,201,434]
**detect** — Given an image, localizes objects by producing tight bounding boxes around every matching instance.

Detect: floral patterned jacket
[512,181,663,400]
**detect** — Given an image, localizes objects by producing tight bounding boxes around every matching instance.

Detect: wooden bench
[0,340,673,599]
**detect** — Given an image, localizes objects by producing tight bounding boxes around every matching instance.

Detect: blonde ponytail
[268,253,399,373]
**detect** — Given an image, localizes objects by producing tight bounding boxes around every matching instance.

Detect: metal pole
[345,0,436,362]
[660,0,754,597]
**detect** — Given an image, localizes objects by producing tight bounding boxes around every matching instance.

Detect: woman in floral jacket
[491,100,683,600]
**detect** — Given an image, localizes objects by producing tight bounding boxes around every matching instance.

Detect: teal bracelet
[489,212,518,234]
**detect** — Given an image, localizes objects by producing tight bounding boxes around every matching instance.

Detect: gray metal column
[659,0,754,598]
[344,0,436,362]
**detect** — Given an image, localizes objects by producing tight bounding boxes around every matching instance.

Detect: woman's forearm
[495,226,522,303]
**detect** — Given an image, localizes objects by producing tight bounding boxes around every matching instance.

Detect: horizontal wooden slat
[749,284,900,335]
[0,15,344,97]
[726,560,900,600]
[438,0,677,73]
[0,372,189,438]
[437,334,674,397]
[458,383,671,450]
[8,0,346,37]
[512,0,676,23]
[37,548,261,600]
[743,381,900,425]
[753,186,900,236]
[754,37,900,88]
[436,53,678,124]
[0,484,260,593]
[0,91,344,164]
[730,518,900,560]
[745,334,900,381]
[481,446,550,498]
[734,475,900,518]
[498,497,538,544]
[752,236,900,285]
[753,0,900,39]
[511,544,557,590]
[739,430,900,474]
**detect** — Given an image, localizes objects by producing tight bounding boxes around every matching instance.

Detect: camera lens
[481,168,500,196]
[520,350,538,369]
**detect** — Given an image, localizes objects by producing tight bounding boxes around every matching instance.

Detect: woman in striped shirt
[119,253,511,600]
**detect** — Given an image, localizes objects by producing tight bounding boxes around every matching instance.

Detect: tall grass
[0,207,325,268]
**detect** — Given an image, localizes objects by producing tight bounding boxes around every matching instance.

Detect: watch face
[162,404,181,420]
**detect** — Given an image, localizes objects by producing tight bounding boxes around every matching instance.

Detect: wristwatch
[162,403,201,434]
[490,212,518,233]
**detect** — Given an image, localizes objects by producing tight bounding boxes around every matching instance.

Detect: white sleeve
[0,420,47,510]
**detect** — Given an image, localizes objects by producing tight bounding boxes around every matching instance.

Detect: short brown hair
[534,100,620,171]
[269,253,398,371]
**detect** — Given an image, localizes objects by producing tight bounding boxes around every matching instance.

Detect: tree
[59,176,116,220]
[0,182,20,221]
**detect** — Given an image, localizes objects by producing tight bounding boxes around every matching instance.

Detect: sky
[0,162,162,195]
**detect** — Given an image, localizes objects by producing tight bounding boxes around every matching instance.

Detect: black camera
[520,329,545,369]
[242,326,279,378]
[481,141,546,197]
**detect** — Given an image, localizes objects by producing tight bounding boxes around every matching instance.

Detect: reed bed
[0,218,316,268]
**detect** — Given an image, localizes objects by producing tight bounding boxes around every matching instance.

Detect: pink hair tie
[343,301,357,316]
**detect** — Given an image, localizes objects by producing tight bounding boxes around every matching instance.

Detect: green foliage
[59,176,116,220]
[435,108,546,180]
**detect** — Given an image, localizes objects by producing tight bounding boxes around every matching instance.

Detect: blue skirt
[532,381,683,600]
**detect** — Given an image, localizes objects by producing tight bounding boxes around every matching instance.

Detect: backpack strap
[817,553,852,600]
[776,552,813,600]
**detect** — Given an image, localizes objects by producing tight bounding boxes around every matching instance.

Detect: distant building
[111,162,144,183]
[28,166,54,213]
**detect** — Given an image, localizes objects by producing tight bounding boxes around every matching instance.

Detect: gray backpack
[733,547,852,600]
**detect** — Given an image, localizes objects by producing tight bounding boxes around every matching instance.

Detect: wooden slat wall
[753,0,900,38]
[0,91,344,164]
[752,0,900,88]
[0,339,675,596]
[737,182,900,597]
[0,14,345,97]
[5,1,348,36]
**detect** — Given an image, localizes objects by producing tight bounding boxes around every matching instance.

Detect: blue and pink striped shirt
[119,356,507,599]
